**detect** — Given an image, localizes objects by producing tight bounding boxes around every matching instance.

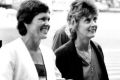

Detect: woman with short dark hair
[0,0,63,80]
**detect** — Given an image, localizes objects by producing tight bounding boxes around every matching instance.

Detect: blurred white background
[0,0,120,80]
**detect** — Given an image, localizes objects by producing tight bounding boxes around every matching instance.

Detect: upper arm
[52,27,69,51]
[47,47,64,79]
[52,30,63,51]
[0,48,15,80]
[55,50,68,78]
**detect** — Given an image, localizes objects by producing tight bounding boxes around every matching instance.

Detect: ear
[24,23,28,30]
[70,18,78,31]
[71,18,77,27]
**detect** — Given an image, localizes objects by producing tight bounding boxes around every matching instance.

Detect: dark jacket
[55,40,109,80]
[52,26,70,51]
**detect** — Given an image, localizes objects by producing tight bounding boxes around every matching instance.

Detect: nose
[44,22,50,30]
[43,20,49,24]
[42,20,50,27]
[91,20,96,25]
[91,20,97,28]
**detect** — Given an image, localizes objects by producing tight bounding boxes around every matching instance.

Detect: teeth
[88,29,96,33]
[91,29,95,31]
[40,26,49,31]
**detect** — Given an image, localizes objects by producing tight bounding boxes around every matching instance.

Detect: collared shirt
[76,46,102,80]
[83,47,102,80]
[35,64,47,80]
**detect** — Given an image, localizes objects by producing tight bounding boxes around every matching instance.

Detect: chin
[90,35,95,38]
[88,35,95,39]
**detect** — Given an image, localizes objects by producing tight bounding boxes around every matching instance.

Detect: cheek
[77,24,83,32]
[31,25,40,34]
[78,25,88,34]
[37,26,41,34]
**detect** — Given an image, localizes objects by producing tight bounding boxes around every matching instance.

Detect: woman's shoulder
[90,40,102,48]
[55,40,74,56]
[40,43,52,51]
[0,38,20,51]
[0,39,19,65]
[90,40,104,54]
[40,43,55,57]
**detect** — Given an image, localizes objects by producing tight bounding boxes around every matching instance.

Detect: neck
[22,36,41,51]
[75,37,90,51]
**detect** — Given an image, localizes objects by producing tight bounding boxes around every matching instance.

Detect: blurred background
[0,0,120,80]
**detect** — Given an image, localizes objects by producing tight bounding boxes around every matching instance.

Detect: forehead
[81,14,98,20]
[34,12,50,19]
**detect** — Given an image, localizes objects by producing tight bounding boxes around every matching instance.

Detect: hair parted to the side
[17,0,50,36]
[67,0,98,41]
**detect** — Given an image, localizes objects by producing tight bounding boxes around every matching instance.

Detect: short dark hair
[17,0,50,36]
[67,0,98,40]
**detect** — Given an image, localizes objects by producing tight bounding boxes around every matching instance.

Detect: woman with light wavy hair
[55,0,109,80]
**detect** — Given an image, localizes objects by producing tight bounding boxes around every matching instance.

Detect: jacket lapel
[90,40,109,80]
[65,40,84,79]
[15,38,39,80]
[40,44,56,80]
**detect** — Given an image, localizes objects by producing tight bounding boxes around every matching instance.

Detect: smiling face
[26,12,50,42]
[76,14,98,40]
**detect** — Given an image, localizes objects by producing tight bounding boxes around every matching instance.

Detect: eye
[85,18,91,23]
[40,17,50,21]
[48,17,50,21]
[41,17,46,21]
[93,17,97,22]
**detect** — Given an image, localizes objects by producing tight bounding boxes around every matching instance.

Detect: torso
[29,49,44,64]
[29,49,47,80]
[82,47,102,80]
[56,40,105,80]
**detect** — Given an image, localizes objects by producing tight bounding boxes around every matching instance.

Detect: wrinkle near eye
[85,18,91,23]
[40,17,50,21]
[93,17,97,22]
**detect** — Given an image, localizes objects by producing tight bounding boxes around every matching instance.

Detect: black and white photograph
[0,0,120,80]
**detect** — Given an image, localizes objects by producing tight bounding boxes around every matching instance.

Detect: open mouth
[40,25,50,31]
[40,25,50,35]
[88,28,97,33]
[88,26,97,33]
